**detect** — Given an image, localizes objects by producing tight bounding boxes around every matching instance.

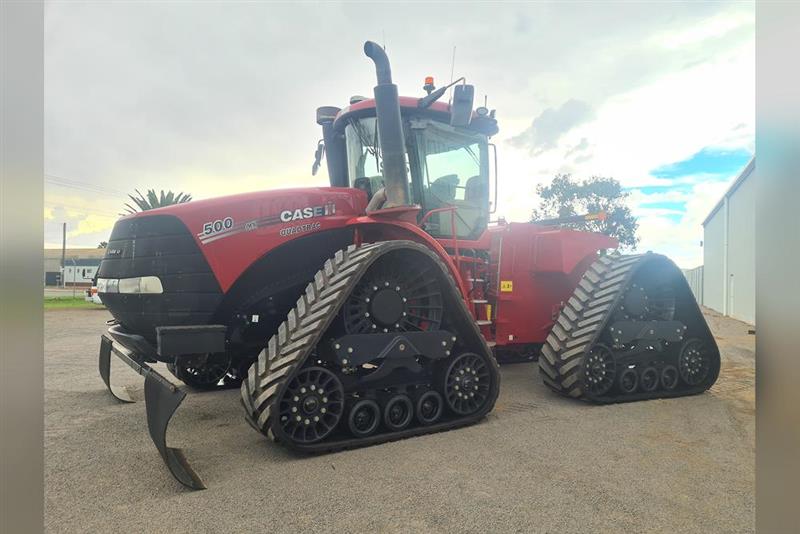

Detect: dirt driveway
[44,307,754,533]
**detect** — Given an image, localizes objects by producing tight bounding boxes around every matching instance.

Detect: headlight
[97,276,163,294]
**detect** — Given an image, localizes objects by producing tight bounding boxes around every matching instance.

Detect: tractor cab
[343,108,493,240]
[315,51,498,242]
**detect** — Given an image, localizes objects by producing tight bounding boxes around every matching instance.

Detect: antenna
[382,30,386,50]
[448,46,456,106]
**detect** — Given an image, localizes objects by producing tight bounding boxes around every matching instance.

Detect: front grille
[98,214,222,341]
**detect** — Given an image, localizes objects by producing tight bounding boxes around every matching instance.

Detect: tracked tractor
[97,41,720,489]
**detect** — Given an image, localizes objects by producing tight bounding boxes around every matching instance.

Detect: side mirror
[450,84,474,127]
[311,140,325,176]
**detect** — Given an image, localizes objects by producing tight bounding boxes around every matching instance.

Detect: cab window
[345,118,384,199]
[413,120,489,240]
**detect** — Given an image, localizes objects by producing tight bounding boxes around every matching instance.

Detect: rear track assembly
[539,252,720,403]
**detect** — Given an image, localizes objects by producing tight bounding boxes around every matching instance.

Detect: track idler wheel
[619,368,638,394]
[583,344,616,396]
[416,391,444,425]
[348,399,381,438]
[679,338,712,386]
[384,394,414,431]
[277,367,344,444]
[444,352,492,415]
[640,367,659,392]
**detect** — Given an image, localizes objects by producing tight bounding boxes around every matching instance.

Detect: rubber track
[538,252,717,403]
[241,240,500,453]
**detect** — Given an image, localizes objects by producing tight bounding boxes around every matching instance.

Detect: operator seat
[465,175,488,203]
[429,174,459,207]
[433,174,488,240]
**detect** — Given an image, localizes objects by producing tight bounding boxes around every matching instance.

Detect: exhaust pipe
[363,41,409,208]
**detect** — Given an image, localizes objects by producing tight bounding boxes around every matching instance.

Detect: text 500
[202,217,233,236]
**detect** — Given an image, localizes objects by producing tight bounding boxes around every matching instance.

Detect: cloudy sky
[44,2,754,267]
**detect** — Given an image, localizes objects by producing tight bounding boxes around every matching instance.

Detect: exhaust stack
[363,41,409,208]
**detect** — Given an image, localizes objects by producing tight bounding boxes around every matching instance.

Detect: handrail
[419,205,457,226]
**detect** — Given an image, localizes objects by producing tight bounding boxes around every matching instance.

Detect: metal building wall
[726,169,755,324]
[701,159,755,325]
[703,211,725,312]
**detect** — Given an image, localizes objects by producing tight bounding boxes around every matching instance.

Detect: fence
[682,266,704,306]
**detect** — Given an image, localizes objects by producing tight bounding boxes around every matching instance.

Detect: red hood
[126,186,367,292]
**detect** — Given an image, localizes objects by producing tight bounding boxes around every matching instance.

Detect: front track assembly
[240,241,501,452]
[539,252,720,403]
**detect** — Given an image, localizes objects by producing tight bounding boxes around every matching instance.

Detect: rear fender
[346,217,470,301]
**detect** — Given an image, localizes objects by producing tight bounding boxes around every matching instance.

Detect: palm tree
[124,189,192,214]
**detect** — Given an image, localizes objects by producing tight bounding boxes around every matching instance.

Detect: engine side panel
[493,223,617,346]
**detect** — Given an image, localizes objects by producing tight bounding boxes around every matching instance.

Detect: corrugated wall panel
[703,211,725,313]
[727,170,756,324]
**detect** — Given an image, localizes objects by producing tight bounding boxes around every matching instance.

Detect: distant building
[701,157,755,325]
[44,248,106,287]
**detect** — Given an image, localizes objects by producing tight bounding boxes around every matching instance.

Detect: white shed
[702,158,755,325]
[61,259,101,287]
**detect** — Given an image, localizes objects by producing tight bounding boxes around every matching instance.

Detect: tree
[124,189,192,215]
[97,241,108,249]
[531,174,639,249]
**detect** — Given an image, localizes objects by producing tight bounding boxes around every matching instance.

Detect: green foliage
[124,189,192,215]
[43,297,105,310]
[531,174,639,249]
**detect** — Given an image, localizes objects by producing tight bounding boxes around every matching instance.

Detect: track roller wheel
[640,367,659,392]
[583,344,616,396]
[660,365,679,390]
[416,391,443,425]
[348,399,381,438]
[679,338,712,386]
[384,394,414,431]
[277,367,344,444]
[619,368,638,394]
[444,353,491,415]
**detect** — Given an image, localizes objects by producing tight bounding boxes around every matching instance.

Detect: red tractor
[97,42,719,489]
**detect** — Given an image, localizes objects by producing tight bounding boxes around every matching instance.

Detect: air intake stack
[363,41,410,208]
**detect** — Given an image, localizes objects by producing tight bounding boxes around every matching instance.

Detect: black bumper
[107,322,227,363]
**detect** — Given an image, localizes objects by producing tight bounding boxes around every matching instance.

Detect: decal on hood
[197,201,336,245]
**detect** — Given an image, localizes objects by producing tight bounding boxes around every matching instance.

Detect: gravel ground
[44,307,754,533]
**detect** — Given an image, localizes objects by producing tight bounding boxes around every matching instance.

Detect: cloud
[565,137,590,159]
[44,1,753,264]
[508,99,594,155]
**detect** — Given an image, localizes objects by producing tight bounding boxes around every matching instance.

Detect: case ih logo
[280,202,335,222]
[197,201,337,245]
